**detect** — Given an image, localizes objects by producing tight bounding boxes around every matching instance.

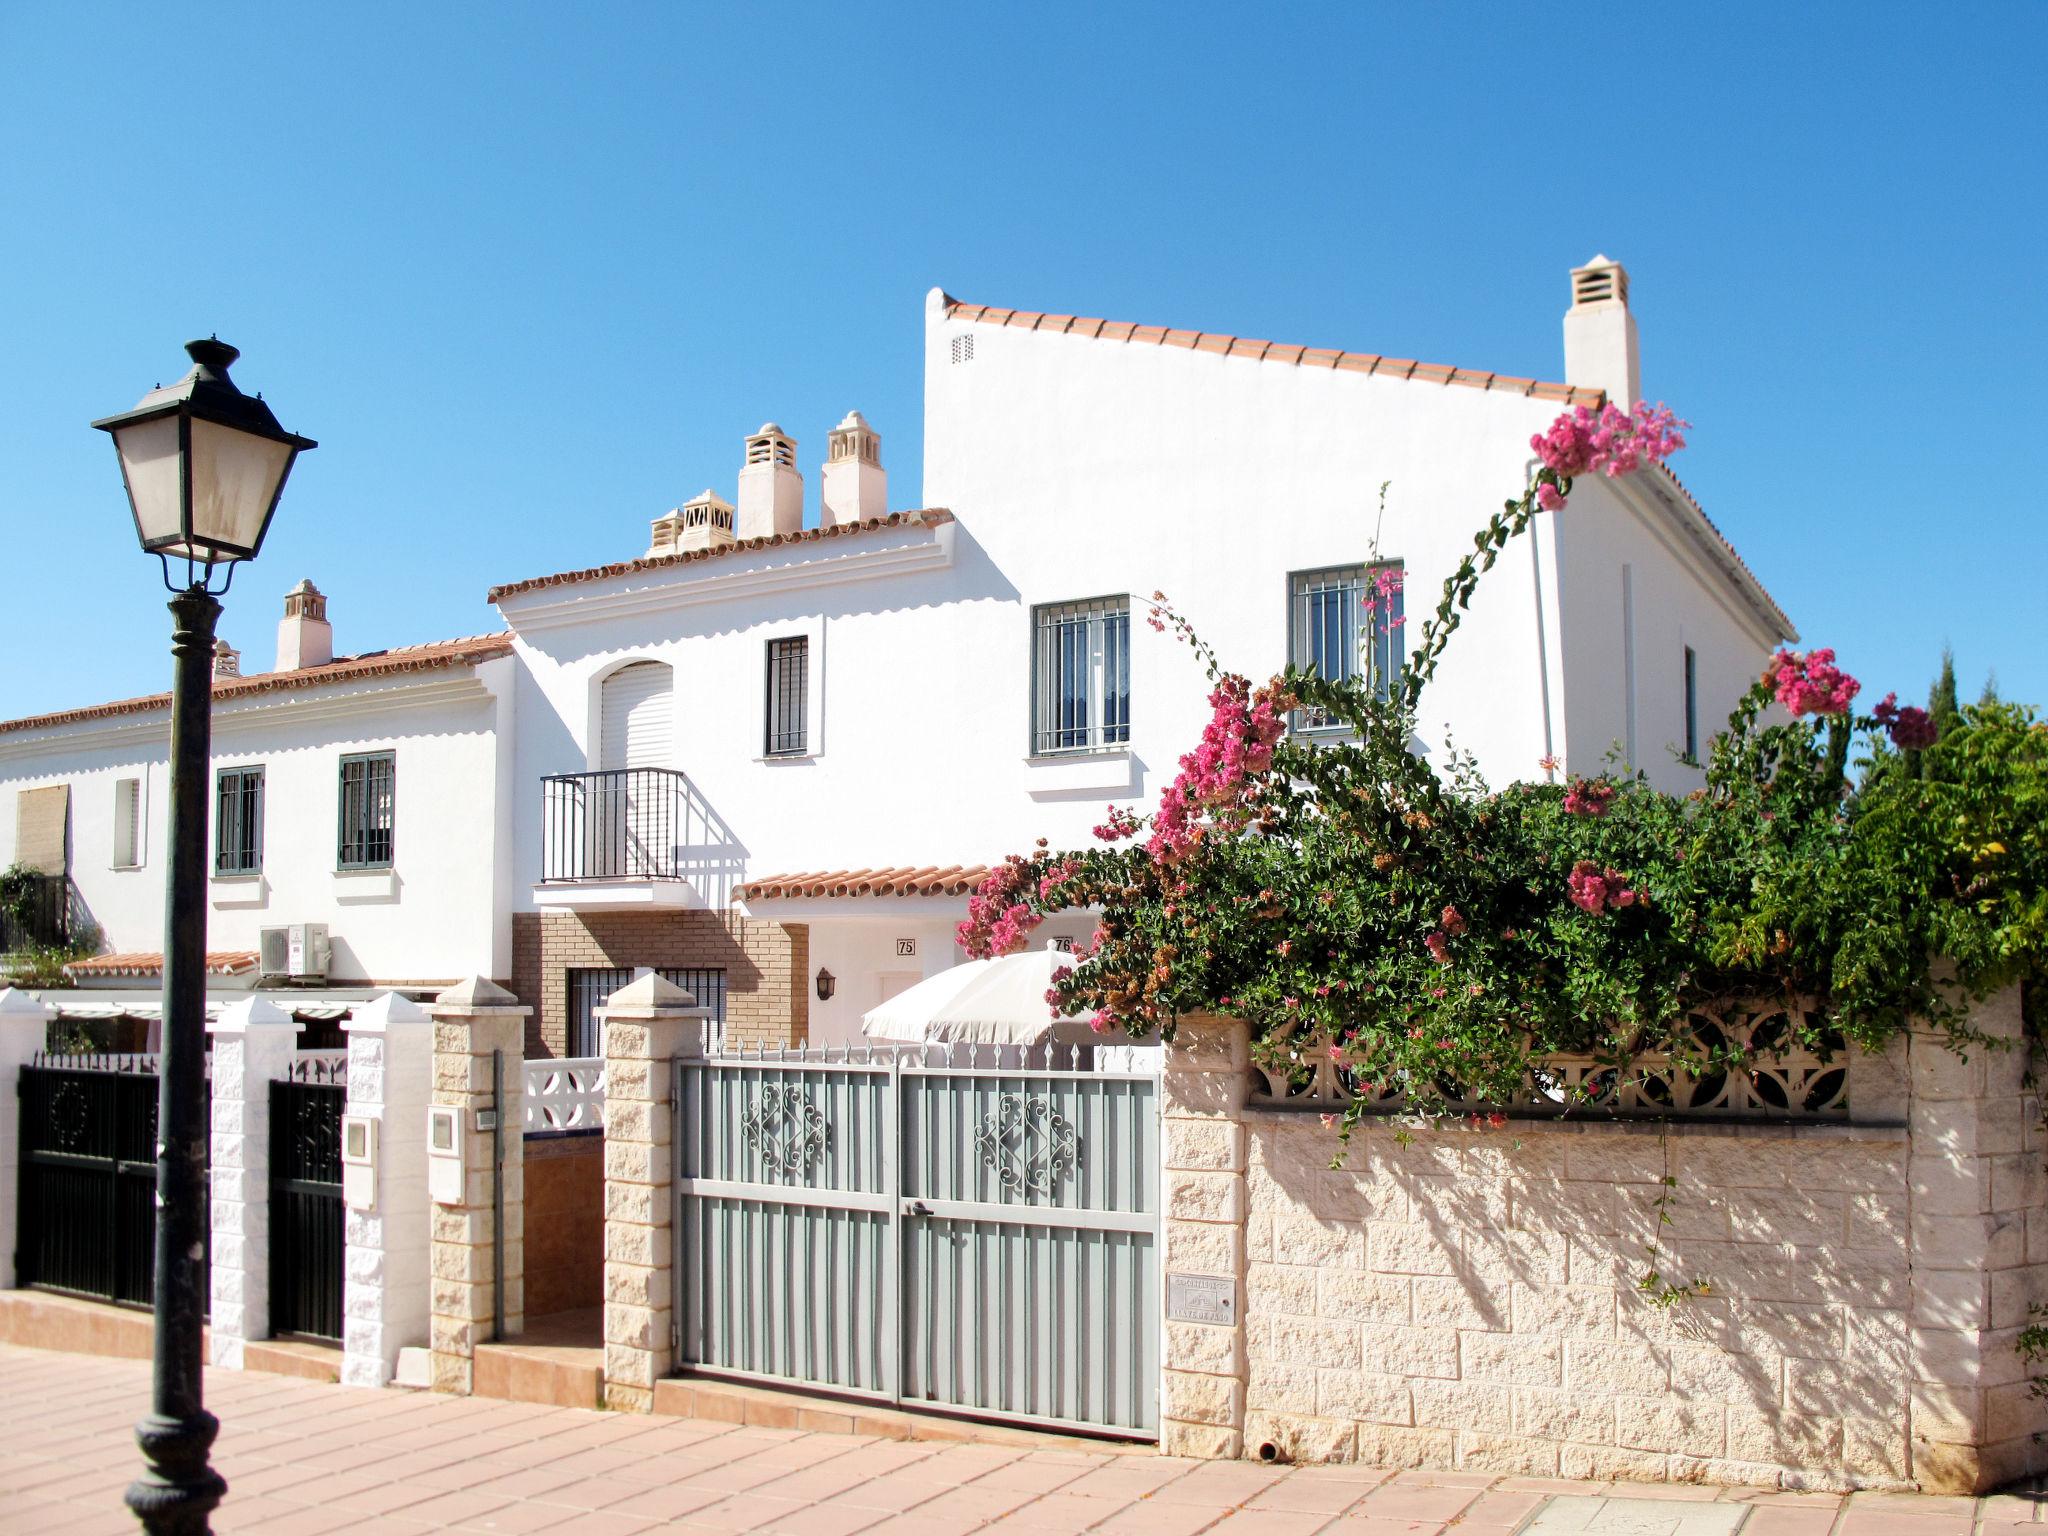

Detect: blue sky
[2,3,2042,723]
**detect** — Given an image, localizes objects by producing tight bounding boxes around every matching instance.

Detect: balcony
[537,768,717,909]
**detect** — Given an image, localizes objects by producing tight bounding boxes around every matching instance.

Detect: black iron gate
[269,1061,345,1340]
[17,1054,204,1307]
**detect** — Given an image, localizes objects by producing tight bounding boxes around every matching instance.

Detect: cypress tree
[1928,646,1961,739]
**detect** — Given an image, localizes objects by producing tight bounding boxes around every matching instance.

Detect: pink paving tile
[910,1483,1046,1522]
[1387,1471,1500,1490]
[396,1489,518,1528]
[1059,1461,1201,1500]
[601,1480,736,1522]
[1323,1519,1453,1536]
[1092,1498,1238,1536]
[1740,1510,1845,1536]
[683,1491,816,1531]
[533,1475,662,1513]
[513,1512,658,1536]
[459,1500,610,1535]
[1205,1511,1337,1535]
[1247,1475,1372,1515]
[1452,1490,1549,1527]
[1835,1517,1972,1536]
[754,1498,891,1536]
[858,1513,988,1536]
[966,1458,1097,1493]
[1355,1485,1485,1522]
[989,1491,1132,1530]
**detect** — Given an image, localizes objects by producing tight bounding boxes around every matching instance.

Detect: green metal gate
[674,1045,1159,1437]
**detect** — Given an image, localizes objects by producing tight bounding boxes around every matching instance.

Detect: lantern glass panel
[188,417,293,557]
[112,414,185,549]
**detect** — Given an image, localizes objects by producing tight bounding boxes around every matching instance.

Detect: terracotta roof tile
[0,635,514,738]
[66,951,259,978]
[944,297,1606,408]
[738,865,990,901]
[487,509,955,605]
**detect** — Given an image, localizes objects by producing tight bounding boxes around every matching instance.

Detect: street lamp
[93,339,314,1536]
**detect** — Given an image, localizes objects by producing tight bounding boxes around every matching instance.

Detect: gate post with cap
[599,972,708,1411]
[426,976,529,1394]
[207,995,302,1369]
[340,990,436,1388]
[0,988,55,1289]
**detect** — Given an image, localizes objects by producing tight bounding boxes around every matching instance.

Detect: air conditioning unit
[259,923,331,981]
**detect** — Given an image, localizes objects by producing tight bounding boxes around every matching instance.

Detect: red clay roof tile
[738,865,990,901]
[0,635,515,738]
[66,951,259,978]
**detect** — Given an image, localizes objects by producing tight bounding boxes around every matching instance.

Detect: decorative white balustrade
[1249,999,1851,1121]
[524,1055,606,1133]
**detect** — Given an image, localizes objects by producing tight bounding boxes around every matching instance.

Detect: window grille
[764,637,808,757]
[337,752,395,869]
[567,965,729,1056]
[951,334,973,365]
[1288,563,1403,730]
[1683,646,1699,764]
[1032,597,1130,755]
[215,766,263,876]
[113,778,142,869]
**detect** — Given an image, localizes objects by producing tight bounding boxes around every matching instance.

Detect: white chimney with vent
[213,639,241,679]
[1563,254,1640,408]
[820,410,886,527]
[276,578,333,672]
[735,423,802,540]
[648,489,738,558]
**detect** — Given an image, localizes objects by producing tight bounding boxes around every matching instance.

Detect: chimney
[647,489,737,558]
[735,423,802,539]
[820,410,886,527]
[213,639,241,679]
[276,578,333,672]
[1563,254,1640,408]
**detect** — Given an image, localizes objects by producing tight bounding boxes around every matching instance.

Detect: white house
[0,581,518,1041]
[1,256,1791,1056]
[491,255,1794,1053]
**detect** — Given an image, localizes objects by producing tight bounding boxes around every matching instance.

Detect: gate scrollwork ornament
[975,1093,1078,1195]
[741,1084,830,1175]
[47,1080,92,1153]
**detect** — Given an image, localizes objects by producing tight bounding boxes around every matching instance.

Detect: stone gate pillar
[341,991,436,1388]
[600,972,708,1412]
[0,988,54,1289]
[208,996,301,1368]
[427,976,529,1394]
[1160,1013,1253,1457]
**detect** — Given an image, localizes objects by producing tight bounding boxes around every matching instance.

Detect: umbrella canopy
[861,944,1092,1046]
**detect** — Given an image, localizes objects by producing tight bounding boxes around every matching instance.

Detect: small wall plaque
[896,938,918,957]
[1167,1273,1236,1326]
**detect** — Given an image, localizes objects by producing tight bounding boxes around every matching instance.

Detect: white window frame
[1031,596,1131,757]
[112,776,143,870]
[1287,560,1404,732]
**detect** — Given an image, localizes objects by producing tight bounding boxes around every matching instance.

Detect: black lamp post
[92,340,315,1536]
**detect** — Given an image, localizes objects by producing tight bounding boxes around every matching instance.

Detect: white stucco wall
[0,656,516,984]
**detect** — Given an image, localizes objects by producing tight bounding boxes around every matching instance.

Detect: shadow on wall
[672,769,747,910]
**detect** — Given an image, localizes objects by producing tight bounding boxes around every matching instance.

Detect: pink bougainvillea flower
[1326,1043,1343,1062]
[1424,931,1452,965]
[1091,804,1142,842]
[1440,904,1468,937]
[1320,1113,1339,1129]
[1535,482,1566,512]
[1888,705,1938,751]
[1538,753,1561,775]
[1531,401,1689,481]
[1567,861,1640,915]
[1564,778,1617,818]
[1764,647,1860,717]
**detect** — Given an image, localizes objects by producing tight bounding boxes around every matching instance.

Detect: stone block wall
[510,910,808,1057]
[1160,988,2047,1493]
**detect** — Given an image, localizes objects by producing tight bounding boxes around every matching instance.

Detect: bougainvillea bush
[961,403,2047,1123]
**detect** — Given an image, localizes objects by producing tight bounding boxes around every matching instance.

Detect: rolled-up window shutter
[14,785,69,874]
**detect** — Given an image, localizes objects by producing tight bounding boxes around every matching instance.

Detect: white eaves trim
[495,520,957,635]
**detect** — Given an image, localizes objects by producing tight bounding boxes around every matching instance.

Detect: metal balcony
[539,768,695,884]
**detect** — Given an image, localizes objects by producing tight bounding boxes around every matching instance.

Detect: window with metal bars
[566,966,728,1056]
[336,752,395,869]
[1031,596,1130,755]
[763,636,808,757]
[1288,562,1403,731]
[214,765,263,876]
[1683,645,1700,764]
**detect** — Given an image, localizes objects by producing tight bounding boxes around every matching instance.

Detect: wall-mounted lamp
[815,968,836,1002]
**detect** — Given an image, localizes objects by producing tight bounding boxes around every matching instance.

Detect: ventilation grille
[1573,263,1628,308]
[951,333,974,365]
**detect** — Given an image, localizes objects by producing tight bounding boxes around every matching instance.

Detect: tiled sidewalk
[0,1344,2040,1536]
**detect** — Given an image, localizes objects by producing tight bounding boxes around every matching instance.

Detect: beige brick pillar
[427,976,529,1394]
[600,972,708,1412]
[1906,983,2044,1492]
[1160,1012,1252,1458]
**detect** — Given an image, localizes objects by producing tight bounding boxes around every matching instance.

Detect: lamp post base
[125,1409,226,1535]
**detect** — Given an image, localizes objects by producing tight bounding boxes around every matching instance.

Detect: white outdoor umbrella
[861,943,1094,1046]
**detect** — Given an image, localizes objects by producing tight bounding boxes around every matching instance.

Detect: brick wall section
[1195,985,2045,1493]
[524,1135,603,1318]
[511,910,808,1057]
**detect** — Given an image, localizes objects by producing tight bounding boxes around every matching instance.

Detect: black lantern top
[93,338,317,571]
